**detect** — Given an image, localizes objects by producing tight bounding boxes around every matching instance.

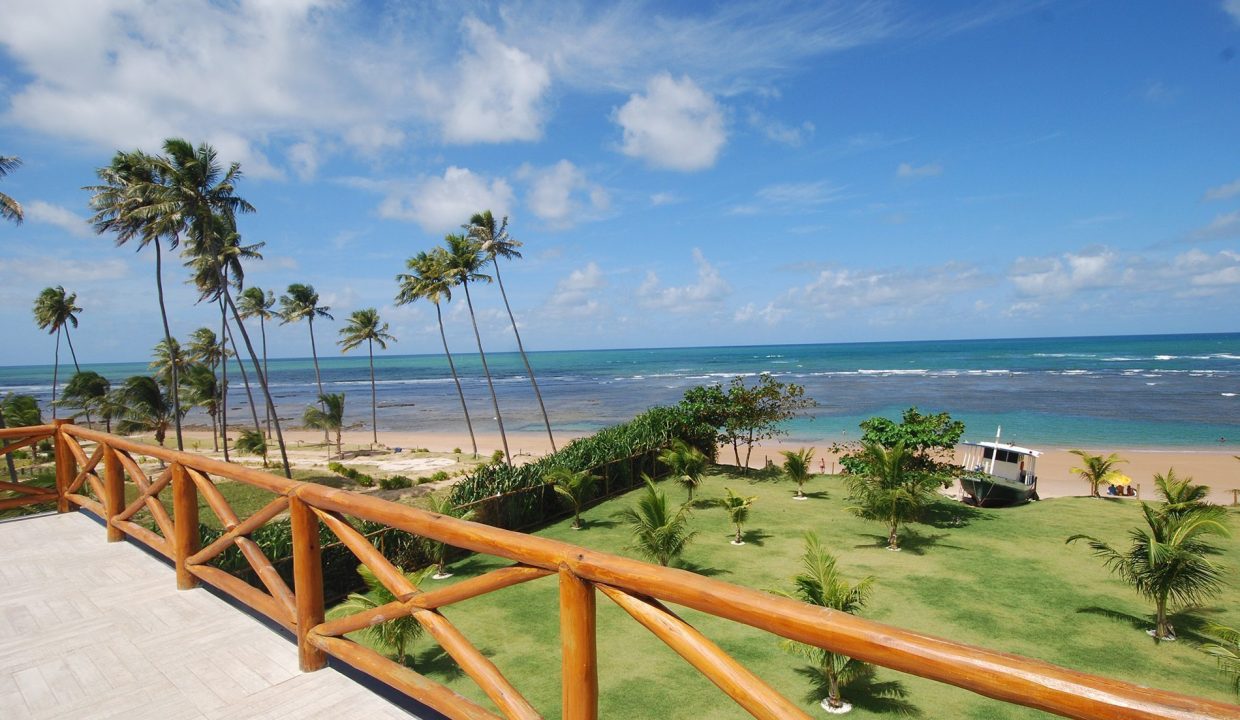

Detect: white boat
[958,429,1041,507]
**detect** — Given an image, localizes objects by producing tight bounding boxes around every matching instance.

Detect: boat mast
[988,425,1001,474]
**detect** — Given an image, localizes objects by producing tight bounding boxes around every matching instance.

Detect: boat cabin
[959,441,1041,486]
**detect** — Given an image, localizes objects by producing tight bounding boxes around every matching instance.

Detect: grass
[333,469,1240,719]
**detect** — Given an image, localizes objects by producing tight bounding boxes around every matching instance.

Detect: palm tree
[0,394,42,482]
[1068,501,1229,641]
[658,439,708,501]
[338,308,396,447]
[87,149,186,450]
[0,155,22,224]
[116,376,178,447]
[548,467,597,530]
[187,328,224,450]
[181,363,221,452]
[782,447,816,499]
[150,338,188,394]
[328,564,434,663]
[614,477,696,566]
[424,495,476,578]
[303,392,345,460]
[442,233,510,466]
[281,283,333,441]
[718,488,756,545]
[845,441,941,551]
[1069,450,1126,498]
[467,211,555,451]
[235,429,268,467]
[237,286,276,436]
[396,249,478,458]
[1202,623,1240,695]
[777,532,876,713]
[32,286,83,419]
[59,371,111,430]
[1153,469,1219,521]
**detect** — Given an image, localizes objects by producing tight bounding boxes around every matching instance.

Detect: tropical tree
[614,477,696,566]
[187,328,224,450]
[338,308,396,447]
[86,149,186,449]
[395,249,478,458]
[235,429,268,467]
[845,441,943,551]
[0,155,22,224]
[658,439,708,501]
[718,488,756,545]
[150,338,188,393]
[782,447,816,499]
[0,394,42,482]
[442,233,510,465]
[116,376,178,446]
[327,564,434,663]
[1202,623,1240,695]
[683,374,814,472]
[32,286,83,418]
[1153,469,1219,520]
[281,283,333,439]
[467,210,556,451]
[237,286,276,436]
[303,392,345,460]
[1070,450,1126,498]
[547,467,597,530]
[59,371,111,430]
[424,495,476,578]
[778,532,876,713]
[1068,497,1229,640]
[181,363,221,452]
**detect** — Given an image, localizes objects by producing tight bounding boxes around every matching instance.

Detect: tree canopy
[680,374,815,470]
[839,407,964,475]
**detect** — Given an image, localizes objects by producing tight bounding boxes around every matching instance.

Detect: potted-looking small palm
[717,488,756,545]
[782,447,815,499]
[547,467,597,530]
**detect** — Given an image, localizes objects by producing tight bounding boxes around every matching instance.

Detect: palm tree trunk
[368,339,378,447]
[223,290,292,478]
[889,521,900,550]
[219,301,231,461]
[308,315,327,443]
[260,314,270,438]
[493,260,555,451]
[51,328,60,419]
[0,407,18,483]
[1156,595,1171,639]
[436,304,478,458]
[154,240,184,450]
[225,318,263,441]
[63,325,93,427]
[462,280,511,466]
[209,407,219,452]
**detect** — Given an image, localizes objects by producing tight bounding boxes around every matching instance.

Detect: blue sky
[1,0,1238,366]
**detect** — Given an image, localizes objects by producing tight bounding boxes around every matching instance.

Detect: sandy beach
[191,427,1240,506]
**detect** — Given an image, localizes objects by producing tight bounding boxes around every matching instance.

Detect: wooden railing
[2,420,1237,720]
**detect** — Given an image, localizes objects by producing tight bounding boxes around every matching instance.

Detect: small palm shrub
[614,477,695,566]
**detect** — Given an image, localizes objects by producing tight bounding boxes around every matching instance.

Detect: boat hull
[961,474,1037,507]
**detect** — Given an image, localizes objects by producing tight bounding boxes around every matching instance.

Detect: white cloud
[1204,178,1240,202]
[344,124,405,155]
[287,141,319,181]
[896,162,943,178]
[1224,0,1240,25]
[547,262,606,317]
[376,166,514,233]
[1192,211,1240,240]
[614,73,726,171]
[24,200,92,237]
[793,262,986,315]
[650,192,680,207]
[439,18,551,144]
[0,256,129,283]
[1010,250,1118,297]
[733,302,788,326]
[729,180,847,215]
[517,160,609,229]
[637,249,731,312]
[747,110,814,146]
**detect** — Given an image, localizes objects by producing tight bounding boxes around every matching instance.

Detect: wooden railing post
[559,566,598,720]
[52,419,75,513]
[102,444,124,542]
[290,494,327,671]
[171,463,199,590]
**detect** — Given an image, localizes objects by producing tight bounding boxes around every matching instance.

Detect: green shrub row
[327,461,375,487]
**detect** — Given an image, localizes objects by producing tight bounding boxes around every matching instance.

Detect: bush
[426,470,450,484]
[490,449,506,464]
[452,447,462,454]
[328,461,375,487]
[379,475,413,491]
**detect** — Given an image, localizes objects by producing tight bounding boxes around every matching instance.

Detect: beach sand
[193,427,1240,506]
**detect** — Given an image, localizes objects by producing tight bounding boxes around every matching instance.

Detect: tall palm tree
[395,249,478,458]
[116,375,178,447]
[149,338,188,394]
[1069,450,1126,498]
[845,441,941,551]
[547,467,597,530]
[442,233,511,466]
[782,447,816,499]
[658,439,708,501]
[778,532,876,712]
[181,363,221,452]
[237,286,276,436]
[0,155,23,224]
[328,564,434,663]
[281,283,333,441]
[467,211,555,451]
[718,488,756,545]
[303,392,345,460]
[59,371,111,431]
[32,286,83,419]
[338,308,396,447]
[1068,502,1229,640]
[187,328,224,450]
[614,477,695,566]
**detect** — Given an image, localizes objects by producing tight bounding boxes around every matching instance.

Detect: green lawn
[335,469,1240,719]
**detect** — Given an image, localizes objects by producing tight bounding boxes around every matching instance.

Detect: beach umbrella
[1106,472,1132,487]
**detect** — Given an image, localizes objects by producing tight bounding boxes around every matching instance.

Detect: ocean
[2,333,1238,449]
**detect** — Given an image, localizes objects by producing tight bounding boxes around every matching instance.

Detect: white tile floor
[0,512,420,719]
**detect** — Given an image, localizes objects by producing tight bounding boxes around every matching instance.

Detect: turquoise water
[3,333,1238,449]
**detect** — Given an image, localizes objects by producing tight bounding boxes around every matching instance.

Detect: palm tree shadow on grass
[407,646,467,680]
[1077,606,1220,645]
[675,559,731,577]
[799,490,830,500]
[854,530,961,556]
[918,500,985,529]
[795,664,921,716]
[741,529,773,546]
[714,464,782,483]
